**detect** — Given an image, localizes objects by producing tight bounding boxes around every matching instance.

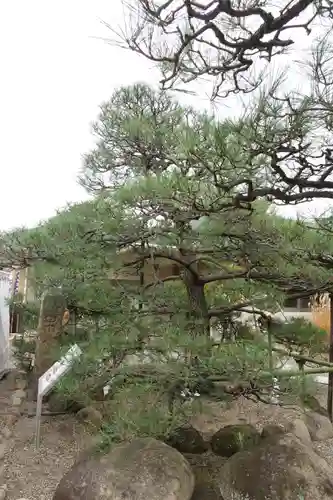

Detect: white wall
[0,271,13,372]
[272,310,313,322]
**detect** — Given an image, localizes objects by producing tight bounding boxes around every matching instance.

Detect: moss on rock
[165,424,208,454]
[211,424,260,457]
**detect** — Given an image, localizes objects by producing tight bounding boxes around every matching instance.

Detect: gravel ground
[307,383,333,463]
[3,414,91,500]
[4,396,303,500]
[314,437,333,461]
[191,395,303,438]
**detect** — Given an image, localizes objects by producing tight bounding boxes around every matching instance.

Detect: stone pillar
[34,290,68,383]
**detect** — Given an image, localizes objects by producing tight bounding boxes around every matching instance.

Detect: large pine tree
[2,84,333,440]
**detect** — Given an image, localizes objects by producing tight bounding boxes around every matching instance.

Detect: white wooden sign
[37,344,82,397]
[35,344,82,448]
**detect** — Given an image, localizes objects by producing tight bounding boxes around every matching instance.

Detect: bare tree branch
[114,0,319,97]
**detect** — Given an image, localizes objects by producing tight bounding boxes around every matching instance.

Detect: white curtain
[0,272,12,372]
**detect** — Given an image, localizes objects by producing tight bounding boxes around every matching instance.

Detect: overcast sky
[0,1,330,231]
[0,0,159,230]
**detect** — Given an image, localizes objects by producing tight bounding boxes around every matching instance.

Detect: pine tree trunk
[181,267,210,337]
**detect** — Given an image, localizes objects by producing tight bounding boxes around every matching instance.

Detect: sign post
[35,344,82,448]
[35,393,43,449]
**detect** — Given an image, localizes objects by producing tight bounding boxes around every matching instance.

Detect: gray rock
[289,418,312,446]
[53,438,194,500]
[304,411,333,441]
[218,433,333,500]
[11,396,22,407]
[211,424,260,457]
[12,389,26,400]
[301,395,329,418]
[165,424,208,454]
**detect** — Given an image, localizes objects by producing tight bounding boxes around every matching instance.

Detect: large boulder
[218,433,333,500]
[288,418,312,447]
[303,411,333,441]
[211,424,260,457]
[165,424,208,454]
[53,437,195,500]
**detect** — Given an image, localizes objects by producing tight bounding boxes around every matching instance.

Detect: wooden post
[267,316,273,373]
[327,292,333,421]
[297,360,306,399]
[33,290,67,398]
[138,241,145,311]
[267,316,279,404]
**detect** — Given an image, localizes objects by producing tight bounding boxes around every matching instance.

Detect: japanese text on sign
[37,344,82,397]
